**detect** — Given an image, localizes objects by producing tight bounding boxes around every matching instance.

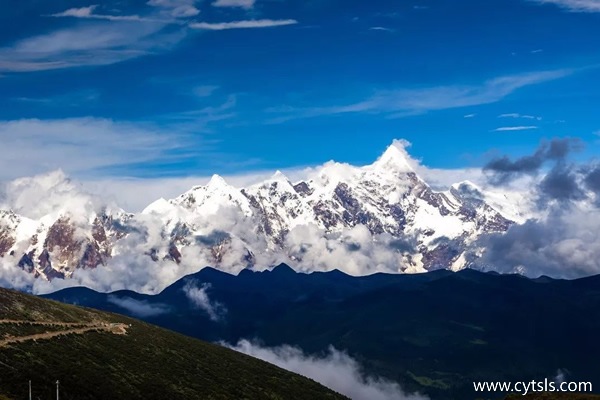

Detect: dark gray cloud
[345,242,362,252]
[538,165,585,204]
[478,137,600,278]
[483,138,582,185]
[194,230,231,246]
[584,164,600,194]
[545,137,582,159]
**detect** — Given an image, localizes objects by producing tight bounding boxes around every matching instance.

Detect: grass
[0,287,346,400]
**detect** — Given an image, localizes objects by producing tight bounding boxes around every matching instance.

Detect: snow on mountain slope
[0,141,529,285]
[0,172,132,280]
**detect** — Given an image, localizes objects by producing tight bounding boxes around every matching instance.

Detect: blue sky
[0,0,599,181]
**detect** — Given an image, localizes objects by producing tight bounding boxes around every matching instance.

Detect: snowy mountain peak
[207,174,229,188]
[271,170,289,181]
[262,170,296,191]
[142,198,173,215]
[0,139,527,284]
[371,140,415,173]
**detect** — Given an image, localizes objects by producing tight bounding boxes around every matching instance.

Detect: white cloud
[498,113,542,120]
[147,0,201,17]
[190,19,298,30]
[284,224,418,276]
[182,281,226,321]
[0,260,37,293]
[480,205,600,279]
[50,5,149,22]
[0,170,107,221]
[0,21,184,73]
[493,126,539,131]
[107,295,171,317]
[53,5,98,18]
[81,169,299,212]
[212,0,256,9]
[0,127,508,215]
[531,0,600,12]
[267,69,573,122]
[227,341,429,400]
[14,90,100,106]
[370,26,394,32]
[0,118,199,179]
[8,2,294,73]
[0,138,548,294]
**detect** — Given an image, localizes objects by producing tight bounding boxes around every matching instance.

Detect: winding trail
[0,319,129,347]
[0,319,87,327]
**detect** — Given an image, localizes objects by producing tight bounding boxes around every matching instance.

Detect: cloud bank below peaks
[227,341,429,400]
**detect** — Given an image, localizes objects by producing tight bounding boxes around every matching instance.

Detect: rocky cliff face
[0,143,522,280]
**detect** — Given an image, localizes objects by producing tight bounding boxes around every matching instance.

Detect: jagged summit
[207,174,229,188]
[271,170,290,182]
[0,139,521,283]
[370,140,415,173]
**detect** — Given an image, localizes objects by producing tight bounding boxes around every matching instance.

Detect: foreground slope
[47,266,600,400]
[0,287,345,400]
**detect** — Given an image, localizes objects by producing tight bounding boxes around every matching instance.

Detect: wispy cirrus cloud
[499,113,542,120]
[50,5,150,22]
[190,19,297,30]
[147,0,201,17]
[493,126,539,132]
[212,0,256,9]
[0,21,185,73]
[0,118,205,179]
[165,94,238,123]
[4,1,297,73]
[267,69,574,123]
[13,89,100,106]
[530,0,600,12]
[369,26,395,32]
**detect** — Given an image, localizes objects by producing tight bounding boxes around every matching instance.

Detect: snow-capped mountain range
[0,141,533,283]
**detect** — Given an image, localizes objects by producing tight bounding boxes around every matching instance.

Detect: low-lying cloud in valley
[182,280,226,321]
[227,340,429,400]
[107,295,170,317]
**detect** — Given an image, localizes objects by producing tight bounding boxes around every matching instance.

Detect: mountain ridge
[0,141,530,288]
[44,266,600,400]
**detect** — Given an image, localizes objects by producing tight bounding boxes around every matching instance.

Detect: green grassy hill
[0,287,346,400]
